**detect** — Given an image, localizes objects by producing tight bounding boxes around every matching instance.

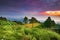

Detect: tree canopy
[23,16,28,24]
[44,17,55,28]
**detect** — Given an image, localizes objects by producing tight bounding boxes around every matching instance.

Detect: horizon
[0,16,60,24]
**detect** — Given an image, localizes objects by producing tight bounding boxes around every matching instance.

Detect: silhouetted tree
[44,17,52,28]
[23,16,28,24]
[29,17,38,23]
[44,17,56,28]
[29,17,38,27]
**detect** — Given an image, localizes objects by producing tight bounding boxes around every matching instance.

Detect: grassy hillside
[0,20,60,40]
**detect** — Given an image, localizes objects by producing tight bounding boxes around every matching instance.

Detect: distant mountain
[7,17,24,22]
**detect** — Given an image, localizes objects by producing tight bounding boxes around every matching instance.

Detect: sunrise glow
[45,11,60,16]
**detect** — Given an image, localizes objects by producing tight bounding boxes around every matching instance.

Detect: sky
[0,0,60,23]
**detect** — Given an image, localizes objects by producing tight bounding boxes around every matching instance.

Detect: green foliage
[23,16,28,24]
[44,17,52,28]
[55,24,60,28]
[13,21,23,25]
[0,16,7,21]
[29,17,39,23]
[0,20,60,40]
[44,17,55,28]
[51,20,55,27]
[0,16,60,40]
[29,17,39,28]
[0,20,16,26]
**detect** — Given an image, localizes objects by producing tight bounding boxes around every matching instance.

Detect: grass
[0,20,60,40]
[24,23,40,28]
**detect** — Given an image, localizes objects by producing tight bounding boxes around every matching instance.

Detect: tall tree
[23,16,28,24]
[44,17,52,28]
[44,17,56,28]
[29,17,38,23]
[29,17,38,27]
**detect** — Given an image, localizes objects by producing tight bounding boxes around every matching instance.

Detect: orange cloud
[41,11,60,16]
